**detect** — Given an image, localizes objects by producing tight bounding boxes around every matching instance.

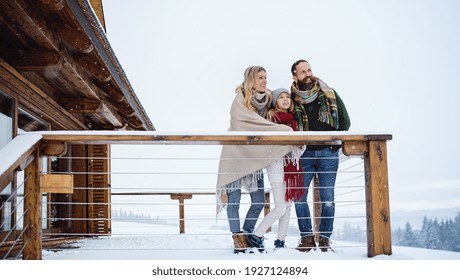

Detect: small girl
[246,88,305,251]
[267,88,305,202]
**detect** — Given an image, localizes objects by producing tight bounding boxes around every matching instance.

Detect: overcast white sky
[103,0,460,212]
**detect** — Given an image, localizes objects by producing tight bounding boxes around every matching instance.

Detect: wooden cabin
[0,0,154,251]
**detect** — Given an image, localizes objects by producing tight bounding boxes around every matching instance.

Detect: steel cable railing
[36,152,368,253]
[0,174,31,259]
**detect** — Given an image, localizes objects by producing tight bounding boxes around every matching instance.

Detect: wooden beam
[49,134,310,144]
[94,100,124,128]
[39,132,393,145]
[55,23,94,53]
[41,0,66,11]
[23,148,43,260]
[171,194,193,234]
[1,0,59,50]
[63,97,101,113]
[342,140,368,156]
[125,116,144,129]
[313,176,321,242]
[41,141,67,156]
[264,192,271,233]
[93,80,125,102]
[74,54,111,82]
[54,49,105,100]
[364,140,392,257]
[0,59,88,130]
[18,154,36,171]
[0,49,62,72]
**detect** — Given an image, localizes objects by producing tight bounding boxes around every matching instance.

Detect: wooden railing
[0,131,392,259]
[0,134,42,259]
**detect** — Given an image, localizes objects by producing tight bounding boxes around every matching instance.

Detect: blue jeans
[294,148,339,238]
[227,176,265,233]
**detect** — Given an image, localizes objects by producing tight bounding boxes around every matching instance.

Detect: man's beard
[297,76,317,91]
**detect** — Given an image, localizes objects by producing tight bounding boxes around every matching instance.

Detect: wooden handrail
[34,131,392,146]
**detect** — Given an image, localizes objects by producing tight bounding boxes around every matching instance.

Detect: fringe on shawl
[216,169,264,218]
[223,169,264,194]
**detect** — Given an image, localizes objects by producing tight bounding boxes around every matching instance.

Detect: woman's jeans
[294,148,339,238]
[227,176,265,233]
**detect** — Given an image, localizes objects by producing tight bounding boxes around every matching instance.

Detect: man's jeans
[227,176,265,233]
[294,148,339,238]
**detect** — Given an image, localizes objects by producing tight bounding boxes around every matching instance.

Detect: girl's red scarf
[271,111,305,201]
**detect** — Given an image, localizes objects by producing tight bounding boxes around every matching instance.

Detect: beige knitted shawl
[216,88,297,215]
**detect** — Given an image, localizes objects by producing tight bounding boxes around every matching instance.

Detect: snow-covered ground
[32,220,460,279]
[42,221,460,260]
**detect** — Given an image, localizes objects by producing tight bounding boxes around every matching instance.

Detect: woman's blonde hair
[239,66,271,112]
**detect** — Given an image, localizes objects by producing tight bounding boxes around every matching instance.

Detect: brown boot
[296,235,316,252]
[232,233,249,254]
[318,236,332,252]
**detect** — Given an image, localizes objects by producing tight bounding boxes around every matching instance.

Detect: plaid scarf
[291,78,340,130]
[270,111,305,201]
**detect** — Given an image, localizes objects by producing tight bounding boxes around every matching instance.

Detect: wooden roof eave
[0,58,88,130]
[66,0,155,131]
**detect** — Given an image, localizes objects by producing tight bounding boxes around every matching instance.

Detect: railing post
[23,148,42,260]
[364,140,392,257]
[264,191,271,233]
[342,139,392,257]
[313,175,321,242]
[170,193,192,234]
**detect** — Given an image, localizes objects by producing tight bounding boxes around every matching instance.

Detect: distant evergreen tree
[392,227,403,246]
[111,208,171,226]
[452,213,460,252]
[401,222,419,247]
[391,212,460,252]
[421,216,441,249]
[438,219,452,251]
[337,222,366,242]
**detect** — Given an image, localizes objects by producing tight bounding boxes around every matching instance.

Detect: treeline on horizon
[336,212,460,253]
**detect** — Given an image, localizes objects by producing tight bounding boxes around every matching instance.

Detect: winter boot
[296,235,316,252]
[246,233,266,253]
[274,239,286,249]
[318,236,332,252]
[232,232,249,254]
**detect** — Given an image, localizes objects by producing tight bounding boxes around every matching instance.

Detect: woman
[216,66,298,254]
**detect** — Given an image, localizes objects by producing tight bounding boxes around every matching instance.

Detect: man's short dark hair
[291,59,309,75]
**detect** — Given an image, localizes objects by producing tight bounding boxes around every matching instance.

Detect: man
[290,59,351,252]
